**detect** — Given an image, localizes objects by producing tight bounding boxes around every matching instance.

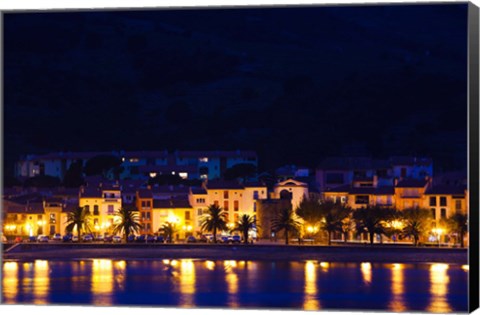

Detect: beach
[2,243,468,264]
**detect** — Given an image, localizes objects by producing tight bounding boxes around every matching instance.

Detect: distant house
[273,179,309,210]
[316,156,433,193]
[16,150,258,182]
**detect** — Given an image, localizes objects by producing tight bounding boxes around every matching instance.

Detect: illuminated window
[129,158,139,163]
[199,157,209,162]
[200,174,208,180]
[49,214,56,224]
[179,172,188,179]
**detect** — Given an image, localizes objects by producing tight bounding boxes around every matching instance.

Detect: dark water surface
[2,259,468,312]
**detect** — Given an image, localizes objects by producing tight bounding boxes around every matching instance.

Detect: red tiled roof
[396,178,429,188]
[153,198,192,209]
[424,185,466,196]
[206,180,244,190]
[80,188,102,198]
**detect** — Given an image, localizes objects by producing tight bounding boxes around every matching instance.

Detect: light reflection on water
[1,259,467,312]
[388,263,406,312]
[427,263,451,313]
[303,260,320,310]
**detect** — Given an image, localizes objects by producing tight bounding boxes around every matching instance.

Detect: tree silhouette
[112,207,142,242]
[200,204,228,243]
[271,208,302,245]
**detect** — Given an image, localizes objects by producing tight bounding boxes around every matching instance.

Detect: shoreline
[2,243,468,264]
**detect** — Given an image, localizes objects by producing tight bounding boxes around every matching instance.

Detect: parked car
[197,235,208,243]
[62,234,73,242]
[146,234,156,243]
[15,236,24,243]
[52,233,62,241]
[37,235,49,243]
[136,234,146,243]
[82,234,93,242]
[112,235,122,243]
[127,235,136,243]
[231,235,241,243]
[95,234,105,242]
[103,235,113,243]
[186,236,197,243]
[28,236,37,242]
[203,234,214,243]
[155,235,164,243]
[72,235,79,242]
[220,236,230,243]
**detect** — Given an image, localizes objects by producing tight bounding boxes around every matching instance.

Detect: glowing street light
[432,228,444,247]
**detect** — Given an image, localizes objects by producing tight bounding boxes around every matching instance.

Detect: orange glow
[226,264,239,307]
[388,264,406,312]
[91,259,113,306]
[427,264,451,313]
[303,261,320,310]
[361,262,372,284]
[33,260,50,305]
[2,262,19,303]
[179,259,196,307]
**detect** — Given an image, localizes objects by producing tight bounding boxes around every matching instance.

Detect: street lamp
[432,228,443,247]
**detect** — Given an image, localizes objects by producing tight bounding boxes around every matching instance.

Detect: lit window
[149,172,157,178]
[200,174,208,180]
[179,172,188,179]
[199,157,209,162]
[129,158,139,163]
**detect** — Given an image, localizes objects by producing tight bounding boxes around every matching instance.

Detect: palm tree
[320,202,352,245]
[295,195,323,233]
[271,208,302,245]
[446,213,468,248]
[112,207,142,242]
[159,222,177,243]
[353,205,392,245]
[65,206,91,241]
[401,207,432,246]
[234,214,256,244]
[200,204,228,243]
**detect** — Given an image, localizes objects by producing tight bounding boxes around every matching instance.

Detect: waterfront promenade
[2,242,468,264]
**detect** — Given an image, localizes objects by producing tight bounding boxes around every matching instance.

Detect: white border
[1,1,478,315]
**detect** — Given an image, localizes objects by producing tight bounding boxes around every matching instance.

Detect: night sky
[3,3,468,177]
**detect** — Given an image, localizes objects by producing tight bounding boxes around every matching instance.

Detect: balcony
[104,198,121,203]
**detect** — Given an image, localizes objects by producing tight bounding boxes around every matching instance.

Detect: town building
[15,150,258,182]
[316,156,433,192]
